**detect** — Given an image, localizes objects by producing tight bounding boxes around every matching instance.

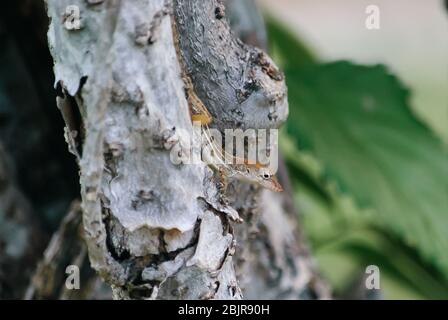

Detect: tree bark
[45,0,329,300]
[25,200,107,300]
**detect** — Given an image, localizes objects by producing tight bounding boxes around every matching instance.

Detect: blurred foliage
[267,18,448,299]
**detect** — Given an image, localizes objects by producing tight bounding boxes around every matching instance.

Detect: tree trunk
[44,0,330,300]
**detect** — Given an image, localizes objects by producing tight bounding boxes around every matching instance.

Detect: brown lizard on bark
[200,123,283,193]
[171,17,283,193]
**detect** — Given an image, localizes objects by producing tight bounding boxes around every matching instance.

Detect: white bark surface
[46,0,329,300]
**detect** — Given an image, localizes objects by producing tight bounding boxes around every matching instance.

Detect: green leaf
[316,226,448,299]
[266,17,317,69]
[285,61,448,278]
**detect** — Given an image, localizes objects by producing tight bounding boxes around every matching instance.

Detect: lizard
[171,16,283,193]
[200,122,284,193]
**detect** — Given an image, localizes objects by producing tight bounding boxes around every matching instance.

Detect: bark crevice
[45,0,329,300]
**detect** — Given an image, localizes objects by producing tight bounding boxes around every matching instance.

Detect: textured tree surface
[0,0,329,300]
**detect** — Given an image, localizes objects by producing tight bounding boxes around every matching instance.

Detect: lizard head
[257,167,283,192]
[244,165,283,192]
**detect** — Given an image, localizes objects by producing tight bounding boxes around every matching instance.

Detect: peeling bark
[45,0,329,300]
[46,0,242,300]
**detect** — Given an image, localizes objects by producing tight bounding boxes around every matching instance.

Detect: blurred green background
[261,0,448,299]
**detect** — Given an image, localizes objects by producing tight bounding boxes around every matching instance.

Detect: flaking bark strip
[47,0,241,299]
